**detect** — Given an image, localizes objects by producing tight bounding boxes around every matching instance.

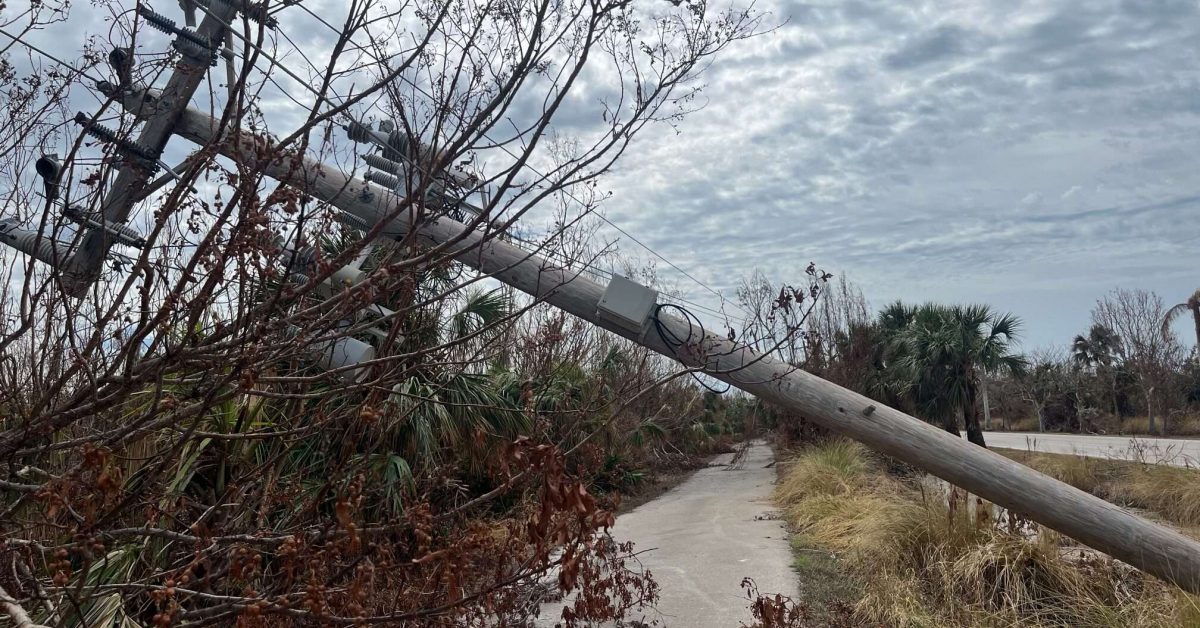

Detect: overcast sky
[8,0,1200,350]
[590,0,1200,349]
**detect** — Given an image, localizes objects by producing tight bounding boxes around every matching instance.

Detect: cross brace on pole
[117,88,1200,594]
[61,3,239,296]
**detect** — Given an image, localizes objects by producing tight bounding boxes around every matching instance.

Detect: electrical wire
[184,4,732,312]
[651,302,731,394]
[179,6,746,329]
[280,4,748,317]
[100,5,747,331]
[0,27,107,84]
[502,228,738,324]
[190,0,351,112]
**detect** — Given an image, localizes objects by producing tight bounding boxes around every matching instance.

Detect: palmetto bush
[0,3,771,622]
[1,280,717,626]
[0,234,741,626]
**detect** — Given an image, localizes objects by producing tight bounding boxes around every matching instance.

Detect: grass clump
[997,448,1200,529]
[775,439,874,504]
[776,440,1200,627]
[1108,464,1200,527]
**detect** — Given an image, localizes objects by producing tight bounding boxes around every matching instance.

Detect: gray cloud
[5,0,1198,349]
[584,0,1200,348]
[885,25,984,70]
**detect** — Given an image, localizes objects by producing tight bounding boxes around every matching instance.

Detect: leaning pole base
[121,88,1200,594]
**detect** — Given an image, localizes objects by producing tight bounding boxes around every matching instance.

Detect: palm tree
[891,304,965,437]
[1071,323,1122,417]
[877,300,916,336]
[892,303,1027,447]
[866,301,919,410]
[1071,334,1094,370]
[1162,289,1200,350]
[1072,324,1120,370]
[956,305,1028,444]
[450,288,512,342]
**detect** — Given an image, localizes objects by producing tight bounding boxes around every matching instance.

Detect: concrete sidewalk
[537,439,796,627]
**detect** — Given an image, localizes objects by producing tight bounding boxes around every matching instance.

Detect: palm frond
[386,371,529,463]
[59,548,144,628]
[988,311,1022,340]
[382,453,415,514]
[877,300,916,333]
[450,288,511,340]
[1163,301,1192,340]
[632,420,667,448]
[996,353,1029,378]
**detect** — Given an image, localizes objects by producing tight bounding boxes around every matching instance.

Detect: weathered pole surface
[125,91,1200,594]
[62,4,237,296]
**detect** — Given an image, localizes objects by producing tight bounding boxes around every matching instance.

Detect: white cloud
[5,0,1198,349]
[582,0,1200,347]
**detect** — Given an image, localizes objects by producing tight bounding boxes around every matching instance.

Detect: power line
[191,1,344,109]
[143,4,749,321]
[281,5,748,317]
[505,232,737,324]
[589,209,734,311]
[0,27,106,84]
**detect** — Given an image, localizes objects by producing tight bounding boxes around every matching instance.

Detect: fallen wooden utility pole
[121,89,1200,594]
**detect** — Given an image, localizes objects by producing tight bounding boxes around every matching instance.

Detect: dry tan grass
[1112,414,1200,436]
[993,414,1200,436]
[1105,465,1200,527]
[1012,449,1112,494]
[1170,415,1200,436]
[1005,415,1041,432]
[1119,416,1156,435]
[774,439,874,504]
[776,440,1200,627]
[998,448,1200,529]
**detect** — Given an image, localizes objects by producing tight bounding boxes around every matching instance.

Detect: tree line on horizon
[739,272,1200,446]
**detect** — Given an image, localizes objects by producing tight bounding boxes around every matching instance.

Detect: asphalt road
[537,439,796,627]
[984,431,1200,467]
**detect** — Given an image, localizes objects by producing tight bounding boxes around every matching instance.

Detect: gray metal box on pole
[596,275,657,338]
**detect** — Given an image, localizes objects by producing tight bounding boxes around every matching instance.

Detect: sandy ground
[537,439,797,627]
[984,431,1200,466]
